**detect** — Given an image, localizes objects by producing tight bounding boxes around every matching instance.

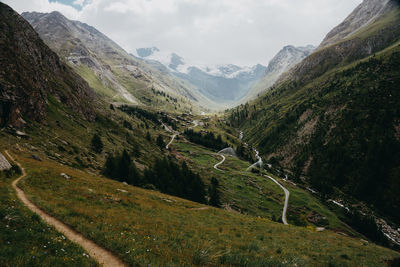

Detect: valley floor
[1,142,399,266]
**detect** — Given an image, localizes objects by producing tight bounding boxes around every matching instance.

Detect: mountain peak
[319,0,396,48]
[136,47,160,58]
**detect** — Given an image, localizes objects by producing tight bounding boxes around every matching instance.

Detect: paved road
[213,154,226,171]
[166,134,177,149]
[247,149,263,170]
[265,175,290,225]
[189,120,199,129]
[5,150,127,267]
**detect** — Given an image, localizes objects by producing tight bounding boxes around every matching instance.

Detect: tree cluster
[119,105,160,125]
[184,129,227,151]
[103,152,211,204]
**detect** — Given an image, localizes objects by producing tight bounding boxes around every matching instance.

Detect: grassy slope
[229,8,400,224]
[172,120,353,233]
[3,148,395,266]
[0,86,398,265]
[234,40,400,221]
[0,154,97,267]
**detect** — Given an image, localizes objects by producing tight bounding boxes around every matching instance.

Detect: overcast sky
[3,0,362,66]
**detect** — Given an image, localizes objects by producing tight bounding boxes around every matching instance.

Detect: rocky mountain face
[280,0,400,84]
[22,11,140,104]
[22,11,202,111]
[0,3,95,128]
[245,45,315,101]
[232,0,400,224]
[133,47,268,104]
[320,0,395,48]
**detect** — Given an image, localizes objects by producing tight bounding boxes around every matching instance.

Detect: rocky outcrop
[0,3,95,127]
[0,152,12,171]
[320,0,394,48]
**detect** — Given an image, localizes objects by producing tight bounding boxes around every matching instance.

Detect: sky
[3,0,362,66]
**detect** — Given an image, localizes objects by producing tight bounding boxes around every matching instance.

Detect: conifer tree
[91,133,103,153]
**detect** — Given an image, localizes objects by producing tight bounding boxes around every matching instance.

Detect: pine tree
[102,154,117,179]
[91,133,103,153]
[146,131,152,142]
[208,177,221,207]
[118,150,132,182]
[156,134,165,150]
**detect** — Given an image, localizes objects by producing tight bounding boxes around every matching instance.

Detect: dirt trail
[5,150,127,267]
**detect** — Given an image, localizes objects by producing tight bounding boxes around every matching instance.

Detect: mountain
[231,0,400,224]
[244,45,315,101]
[1,2,400,266]
[279,0,400,85]
[0,3,95,128]
[133,47,268,104]
[22,11,206,112]
[320,0,396,48]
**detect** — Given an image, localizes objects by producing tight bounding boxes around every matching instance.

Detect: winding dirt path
[5,150,127,267]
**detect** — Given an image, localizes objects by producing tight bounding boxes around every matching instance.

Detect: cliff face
[320,0,394,48]
[0,3,95,128]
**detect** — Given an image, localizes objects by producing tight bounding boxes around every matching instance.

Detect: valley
[1,0,400,266]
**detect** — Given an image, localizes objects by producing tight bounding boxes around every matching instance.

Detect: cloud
[3,0,362,65]
[73,0,85,7]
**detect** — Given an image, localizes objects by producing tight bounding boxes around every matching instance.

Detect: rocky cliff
[280,0,400,84]
[0,3,95,128]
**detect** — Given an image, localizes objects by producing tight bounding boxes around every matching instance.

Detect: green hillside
[229,8,400,227]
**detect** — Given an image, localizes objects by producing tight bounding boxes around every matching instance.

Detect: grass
[0,158,97,267]
[170,138,363,234]
[9,149,399,266]
[74,65,117,100]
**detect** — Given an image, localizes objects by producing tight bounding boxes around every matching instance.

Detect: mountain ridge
[0,4,95,128]
[22,11,210,112]
[244,44,315,101]
[230,0,400,227]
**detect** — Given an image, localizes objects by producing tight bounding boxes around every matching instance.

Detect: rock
[15,131,27,137]
[60,173,71,180]
[117,189,128,193]
[61,140,69,146]
[307,211,329,227]
[0,152,12,171]
[31,154,42,161]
